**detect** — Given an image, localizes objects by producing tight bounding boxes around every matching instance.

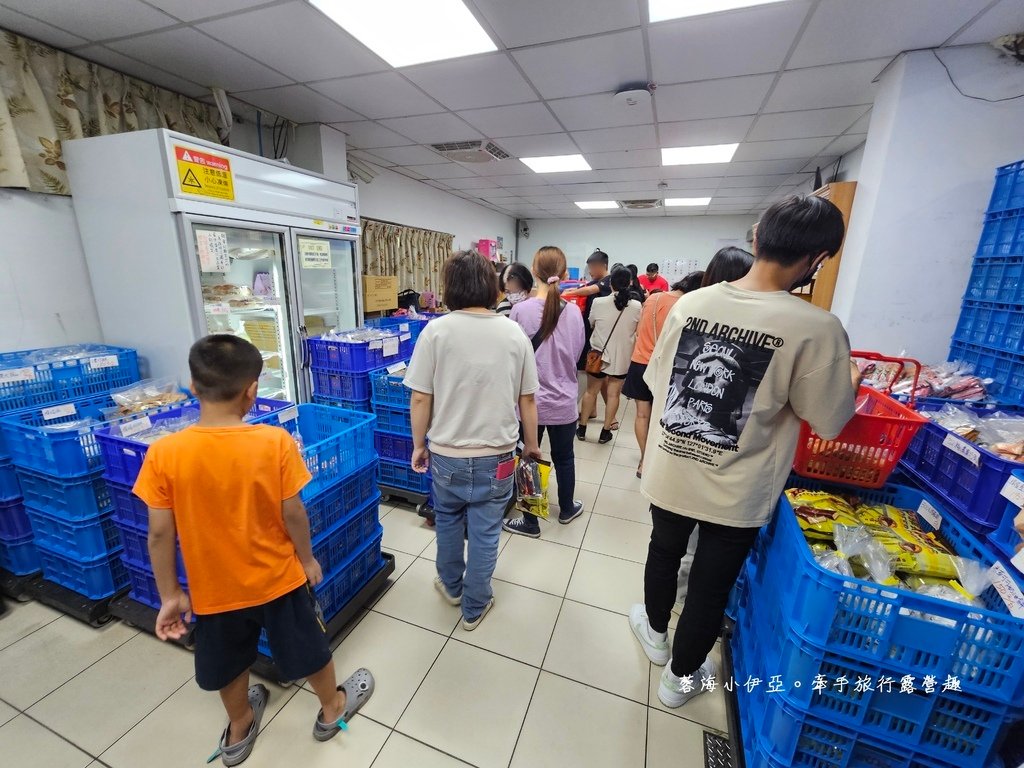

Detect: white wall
[522,215,753,274]
[0,189,102,350]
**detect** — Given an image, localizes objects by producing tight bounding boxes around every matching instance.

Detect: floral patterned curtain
[361,218,454,303]
[0,29,222,194]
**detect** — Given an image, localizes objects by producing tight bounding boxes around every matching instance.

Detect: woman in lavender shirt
[504,246,587,538]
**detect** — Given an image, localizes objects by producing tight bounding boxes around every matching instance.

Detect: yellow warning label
[174,145,234,201]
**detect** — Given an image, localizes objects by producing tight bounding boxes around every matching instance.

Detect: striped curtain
[361,218,454,303]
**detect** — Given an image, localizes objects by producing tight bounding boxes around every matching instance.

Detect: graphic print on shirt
[658,316,781,466]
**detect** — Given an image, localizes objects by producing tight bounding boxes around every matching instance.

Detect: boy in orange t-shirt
[134,335,374,766]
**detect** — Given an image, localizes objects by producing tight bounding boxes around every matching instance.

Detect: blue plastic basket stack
[370,365,432,499]
[0,344,140,598]
[731,477,1024,768]
[308,328,409,413]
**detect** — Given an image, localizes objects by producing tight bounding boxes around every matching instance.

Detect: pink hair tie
[547,276,560,284]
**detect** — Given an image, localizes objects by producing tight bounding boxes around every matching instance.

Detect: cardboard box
[363,275,399,312]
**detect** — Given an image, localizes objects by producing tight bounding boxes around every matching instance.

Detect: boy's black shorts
[194,584,331,691]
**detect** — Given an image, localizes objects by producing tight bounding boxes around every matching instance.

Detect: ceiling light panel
[521,154,593,173]
[649,0,788,23]
[575,201,619,210]
[310,0,496,67]
[665,197,712,206]
[661,143,739,165]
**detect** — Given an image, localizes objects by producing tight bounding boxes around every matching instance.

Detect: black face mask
[790,257,825,291]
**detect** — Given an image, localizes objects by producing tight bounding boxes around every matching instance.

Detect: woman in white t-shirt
[578,266,642,444]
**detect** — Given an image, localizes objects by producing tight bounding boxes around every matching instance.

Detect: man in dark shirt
[563,250,611,368]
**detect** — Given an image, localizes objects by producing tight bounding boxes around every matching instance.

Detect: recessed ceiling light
[575,201,619,210]
[665,197,712,206]
[520,154,592,173]
[649,0,788,23]
[310,0,496,67]
[661,143,739,166]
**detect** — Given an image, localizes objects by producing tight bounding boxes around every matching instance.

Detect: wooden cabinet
[792,181,857,311]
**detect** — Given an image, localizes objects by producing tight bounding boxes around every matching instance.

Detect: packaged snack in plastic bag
[814,524,873,577]
[855,503,958,579]
[107,377,187,417]
[787,489,859,540]
[515,458,551,519]
[912,557,992,627]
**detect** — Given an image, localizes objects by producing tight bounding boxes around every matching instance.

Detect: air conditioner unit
[430,140,511,163]
[618,199,662,210]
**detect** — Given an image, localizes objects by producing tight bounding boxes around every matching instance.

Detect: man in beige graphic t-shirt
[629,195,859,710]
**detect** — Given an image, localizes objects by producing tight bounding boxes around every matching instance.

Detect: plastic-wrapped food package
[105,377,187,418]
[23,344,98,365]
[787,489,860,540]
[515,458,551,519]
[856,504,959,579]
[814,525,874,577]
[913,557,992,627]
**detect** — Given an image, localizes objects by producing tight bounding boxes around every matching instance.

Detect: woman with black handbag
[578,266,641,443]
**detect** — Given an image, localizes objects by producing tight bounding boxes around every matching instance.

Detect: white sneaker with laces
[659,656,717,709]
[628,603,670,666]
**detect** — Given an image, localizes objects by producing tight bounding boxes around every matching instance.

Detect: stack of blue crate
[370,365,431,499]
[308,328,408,412]
[0,344,140,598]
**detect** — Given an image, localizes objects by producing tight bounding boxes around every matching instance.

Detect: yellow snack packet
[787,489,859,540]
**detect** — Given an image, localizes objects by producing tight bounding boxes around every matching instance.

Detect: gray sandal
[209,684,269,766]
[312,668,375,742]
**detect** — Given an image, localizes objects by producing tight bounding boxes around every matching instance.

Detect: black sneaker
[576,424,587,441]
[559,501,585,524]
[598,428,613,444]
[503,516,541,538]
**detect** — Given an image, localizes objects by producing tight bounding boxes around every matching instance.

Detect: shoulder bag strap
[531,300,566,351]
[597,303,627,352]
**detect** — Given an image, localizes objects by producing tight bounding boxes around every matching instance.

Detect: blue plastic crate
[990,161,1024,214]
[307,332,405,373]
[305,459,378,538]
[377,456,431,495]
[112,516,186,576]
[312,394,372,412]
[0,344,139,414]
[751,478,1024,705]
[95,398,292,486]
[107,480,148,529]
[989,469,1024,570]
[374,430,414,462]
[965,257,1024,304]
[0,533,40,575]
[121,556,189,611]
[370,366,411,409]
[977,209,1024,257]
[25,506,120,560]
[311,368,375,401]
[0,460,20,501]
[948,340,1024,405]
[373,405,411,435]
[0,394,116,477]
[364,316,428,343]
[36,541,128,599]
[0,498,31,540]
[17,469,111,522]
[954,301,1024,354]
[311,495,381,573]
[251,404,376,498]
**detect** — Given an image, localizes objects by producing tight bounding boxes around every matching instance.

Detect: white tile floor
[0,401,730,768]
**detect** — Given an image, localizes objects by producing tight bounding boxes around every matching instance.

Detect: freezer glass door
[189,222,297,401]
[293,233,359,338]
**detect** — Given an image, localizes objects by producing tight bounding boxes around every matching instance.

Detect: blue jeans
[430,451,515,620]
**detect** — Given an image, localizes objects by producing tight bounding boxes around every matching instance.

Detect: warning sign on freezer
[174,145,234,201]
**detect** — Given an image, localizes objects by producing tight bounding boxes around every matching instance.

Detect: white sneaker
[658,656,716,709]
[628,603,670,666]
[434,576,461,606]
[462,598,494,631]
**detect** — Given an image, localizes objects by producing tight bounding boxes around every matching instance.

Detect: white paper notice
[942,433,981,466]
[89,355,120,370]
[298,237,332,270]
[119,415,153,437]
[279,406,299,423]
[1001,476,1024,508]
[989,561,1024,618]
[0,367,36,384]
[917,499,942,530]
[42,403,76,420]
[386,362,407,374]
[382,337,400,358]
[196,230,230,272]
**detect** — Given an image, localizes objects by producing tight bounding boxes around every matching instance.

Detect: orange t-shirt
[631,291,681,365]
[133,424,312,615]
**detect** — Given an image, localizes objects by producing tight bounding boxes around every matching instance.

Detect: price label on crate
[279,406,298,423]
[1001,476,1024,508]
[369,340,382,350]
[41,403,76,420]
[386,362,407,374]
[399,333,411,342]
[400,323,410,332]
[917,499,942,530]
[0,367,36,384]
[989,561,1024,618]
[119,415,152,438]
[88,355,120,370]
[942,433,981,466]
[208,303,230,315]
[383,337,400,357]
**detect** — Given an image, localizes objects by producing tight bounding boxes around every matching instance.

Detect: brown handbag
[586,305,626,375]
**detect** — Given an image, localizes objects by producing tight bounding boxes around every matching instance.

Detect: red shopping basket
[793,351,927,489]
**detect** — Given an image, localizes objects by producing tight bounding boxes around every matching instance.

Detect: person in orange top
[134,335,373,766]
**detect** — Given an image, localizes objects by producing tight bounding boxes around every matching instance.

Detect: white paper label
[42,403,76,420]
[196,229,230,272]
[917,499,942,530]
[279,406,298,423]
[1013,548,1024,576]
[369,340,382,350]
[382,337,400,357]
[400,323,410,332]
[386,362,407,374]
[0,367,36,384]
[208,303,230,315]
[989,561,1024,618]
[89,354,120,370]
[399,333,411,342]
[1001,476,1024,508]
[298,237,331,270]
[942,433,981,466]
[119,415,152,437]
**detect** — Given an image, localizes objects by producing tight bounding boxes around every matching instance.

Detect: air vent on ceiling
[430,140,511,163]
[618,199,662,210]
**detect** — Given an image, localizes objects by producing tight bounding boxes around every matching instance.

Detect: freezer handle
[299,325,310,370]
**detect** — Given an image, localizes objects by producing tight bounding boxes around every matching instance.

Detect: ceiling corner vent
[431,140,511,163]
[618,199,662,210]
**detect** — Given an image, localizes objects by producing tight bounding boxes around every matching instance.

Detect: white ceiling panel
[470,160,534,177]
[0,5,88,48]
[548,93,654,130]
[718,174,792,188]
[347,149,394,167]
[2,0,176,40]
[110,28,290,92]
[661,164,731,180]
[367,145,447,166]
[650,2,811,83]
[662,178,724,190]
[587,149,661,169]
[553,182,619,194]
[656,75,774,122]
[658,116,755,146]
[329,121,413,149]
[233,85,362,123]
[198,2,385,83]
[491,174,550,187]
[847,109,872,135]
[571,125,658,152]
[74,45,208,98]
[378,113,482,144]
[800,154,840,173]
[715,186,776,197]
[402,53,537,110]
[789,0,991,68]
[394,167,427,180]
[764,59,888,112]
[748,106,869,141]
[442,177,502,190]
[824,133,868,156]
[404,162,478,179]
[950,0,1024,44]
[472,0,640,48]
[512,29,647,100]
[733,137,832,162]
[724,159,808,176]
[311,73,441,119]
[146,0,264,22]
[458,102,562,137]
[492,133,579,157]
[710,196,765,205]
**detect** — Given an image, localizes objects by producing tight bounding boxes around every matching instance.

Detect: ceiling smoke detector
[618,199,662,210]
[612,84,654,110]
[430,140,511,163]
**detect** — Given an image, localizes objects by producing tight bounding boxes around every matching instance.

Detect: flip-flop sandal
[312,668,375,742]
[208,684,269,766]
[610,421,620,431]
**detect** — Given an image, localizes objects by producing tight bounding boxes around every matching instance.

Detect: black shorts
[194,583,331,690]
[590,371,626,380]
[622,361,653,402]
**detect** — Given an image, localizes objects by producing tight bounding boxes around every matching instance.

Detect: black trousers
[520,422,577,526]
[644,505,759,677]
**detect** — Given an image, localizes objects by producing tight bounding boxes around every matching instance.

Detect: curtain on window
[0,29,222,194]
[361,218,454,303]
